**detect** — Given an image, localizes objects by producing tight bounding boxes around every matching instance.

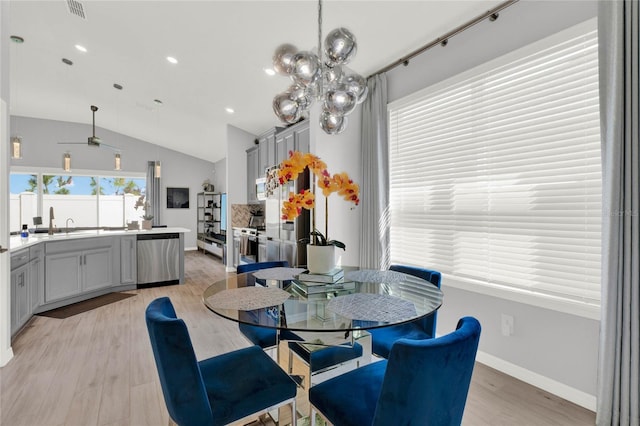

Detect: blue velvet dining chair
[236,261,291,349]
[287,339,364,387]
[368,264,442,359]
[309,316,481,426]
[145,297,297,426]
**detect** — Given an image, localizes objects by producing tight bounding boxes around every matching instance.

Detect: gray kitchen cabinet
[247,146,259,204]
[120,235,137,285]
[29,245,44,311]
[275,120,310,165]
[82,247,114,292]
[266,238,281,262]
[10,249,30,335]
[11,246,45,335]
[258,235,267,263]
[279,241,298,268]
[45,238,115,303]
[258,128,278,172]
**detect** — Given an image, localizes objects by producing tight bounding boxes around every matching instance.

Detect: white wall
[0,0,15,366]
[303,0,599,410]
[225,124,255,269]
[309,104,363,268]
[9,116,221,249]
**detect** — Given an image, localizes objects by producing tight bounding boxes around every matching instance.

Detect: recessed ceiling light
[154,99,163,106]
[166,56,178,64]
[75,44,87,53]
[113,83,123,90]
[264,68,276,76]
[62,58,73,66]
[225,107,235,114]
[10,35,24,44]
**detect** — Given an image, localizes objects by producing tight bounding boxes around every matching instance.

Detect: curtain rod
[370,0,519,78]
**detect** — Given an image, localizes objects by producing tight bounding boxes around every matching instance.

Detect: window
[388,19,600,318]
[9,172,146,232]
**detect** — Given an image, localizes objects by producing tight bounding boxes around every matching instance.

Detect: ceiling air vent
[67,0,86,19]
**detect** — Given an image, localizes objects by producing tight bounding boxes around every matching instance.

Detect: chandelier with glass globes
[271,0,368,135]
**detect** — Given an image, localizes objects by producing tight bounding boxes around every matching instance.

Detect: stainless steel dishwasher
[137,233,180,288]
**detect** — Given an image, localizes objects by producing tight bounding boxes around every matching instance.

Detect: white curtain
[146,161,161,226]
[359,73,389,269]
[596,1,640,425]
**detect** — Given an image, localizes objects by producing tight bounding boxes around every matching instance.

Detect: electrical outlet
[501,314,514,336]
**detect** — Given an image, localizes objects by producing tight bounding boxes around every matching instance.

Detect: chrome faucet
[65,218,75,233]
[48,206,55,235]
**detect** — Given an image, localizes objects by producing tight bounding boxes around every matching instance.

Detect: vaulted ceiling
[8,0,504,163]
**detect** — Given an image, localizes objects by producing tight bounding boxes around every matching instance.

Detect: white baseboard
[185,246,198,251]
[476,351,596,412]
[0,346,14,367]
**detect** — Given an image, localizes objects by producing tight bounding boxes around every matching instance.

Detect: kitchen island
[9,227,189,337]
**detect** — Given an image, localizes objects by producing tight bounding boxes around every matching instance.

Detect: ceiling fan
[58,105,120,150]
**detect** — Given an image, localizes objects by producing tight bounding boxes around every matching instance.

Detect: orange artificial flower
[281,189,315,220]
[278,151,360,220]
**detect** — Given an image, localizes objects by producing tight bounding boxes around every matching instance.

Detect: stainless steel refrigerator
[265,169,310,267]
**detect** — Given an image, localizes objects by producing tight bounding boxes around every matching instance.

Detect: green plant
[299,229,345,250]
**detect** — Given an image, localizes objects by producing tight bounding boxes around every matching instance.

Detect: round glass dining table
[202,267,443,334]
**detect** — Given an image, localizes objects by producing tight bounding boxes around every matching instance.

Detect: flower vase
[307,245,336,274]
[142,220,153,230]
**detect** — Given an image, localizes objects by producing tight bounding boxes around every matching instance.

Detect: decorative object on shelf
[271,0,368,134]
[278,150,359,273]
[114,153,121,171]
[166,187,190,209]
[202,179,214,192]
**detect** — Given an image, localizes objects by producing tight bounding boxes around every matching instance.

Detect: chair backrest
[373,316,481,426]
[236,261,290,347]
[389,264,442,336]
[145,297,213,426]
[236,260,289,275]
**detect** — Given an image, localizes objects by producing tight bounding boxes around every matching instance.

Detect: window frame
[10,166,146,231]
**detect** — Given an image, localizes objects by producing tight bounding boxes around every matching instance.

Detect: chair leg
[291,399,297,426]
[311,408,316,426]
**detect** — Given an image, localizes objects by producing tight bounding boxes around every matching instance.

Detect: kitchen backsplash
[231,204,264,228]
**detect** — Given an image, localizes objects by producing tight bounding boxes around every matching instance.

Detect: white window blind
[388,19,601,312]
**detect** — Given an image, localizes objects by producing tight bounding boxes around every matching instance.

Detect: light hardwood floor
[0,251,596,426]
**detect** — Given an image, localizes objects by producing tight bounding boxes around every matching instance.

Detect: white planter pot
[307,245,336,274]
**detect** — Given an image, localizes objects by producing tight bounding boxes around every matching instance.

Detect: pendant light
[153,100,162,178]
[271,0,367,134]
[11,136,22,159]
[63,152,71,172]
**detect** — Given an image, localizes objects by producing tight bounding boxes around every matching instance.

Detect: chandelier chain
[317,0,323,98]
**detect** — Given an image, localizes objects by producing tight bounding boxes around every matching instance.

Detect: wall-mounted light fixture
[11,136,22,159]
[63,152,71,172]
[155,160,162,178]
[114,153,122,171]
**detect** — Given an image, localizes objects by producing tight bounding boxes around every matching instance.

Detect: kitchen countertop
[10,227,191,251]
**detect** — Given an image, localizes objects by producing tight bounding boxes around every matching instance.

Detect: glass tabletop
[202,267,443,333]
